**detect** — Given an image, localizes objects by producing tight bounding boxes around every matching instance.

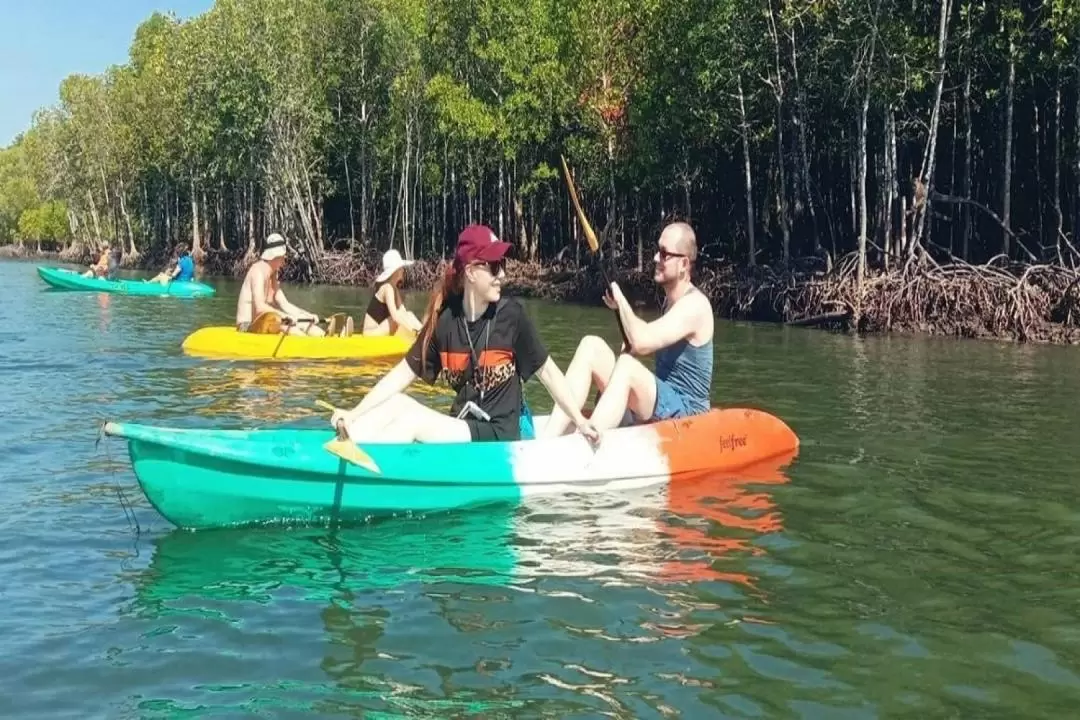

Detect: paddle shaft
[560,155,631,352]
[315,398,351,438]
[270,315,320,359]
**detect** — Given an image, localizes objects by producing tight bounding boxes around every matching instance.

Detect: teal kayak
[103,407,800,530]
[37,265,216,297]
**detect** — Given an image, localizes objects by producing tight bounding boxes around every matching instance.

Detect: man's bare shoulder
[242,261,269,281]
[680,286,713,317]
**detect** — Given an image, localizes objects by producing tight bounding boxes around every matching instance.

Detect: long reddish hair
[420,262,463,370]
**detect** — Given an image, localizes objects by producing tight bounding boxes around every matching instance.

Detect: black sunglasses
[471,258,507,275]
[658,247,687,261]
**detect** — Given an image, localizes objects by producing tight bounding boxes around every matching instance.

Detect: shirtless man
[235,233,325,336]
[539,221,714,436]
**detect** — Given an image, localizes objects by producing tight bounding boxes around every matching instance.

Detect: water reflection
[129,510,520,615]
[175,360,457,424]
[513,452,796,613]
[123,451,795,713]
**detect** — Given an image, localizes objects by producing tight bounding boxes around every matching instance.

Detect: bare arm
[349,359,417,417]
[273,287,317,321]
[384,287,423,331]
[612,284,703,355]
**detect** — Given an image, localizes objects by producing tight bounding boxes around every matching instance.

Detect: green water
[5,258,1080,718]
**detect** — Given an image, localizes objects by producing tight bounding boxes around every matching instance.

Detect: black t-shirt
[405,296,549,439]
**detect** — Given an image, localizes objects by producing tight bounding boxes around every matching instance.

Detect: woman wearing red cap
[331,224,599,444]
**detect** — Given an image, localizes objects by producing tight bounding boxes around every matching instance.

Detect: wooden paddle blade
[323,437,381,473]
[560,154,600,253]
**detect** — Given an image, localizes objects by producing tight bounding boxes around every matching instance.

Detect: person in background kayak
[82,243,121,279]
[538,221,714,437]
[361,248,424,337]
[330,224,599,444]
[149,243,196,284]
[235,233,326,337]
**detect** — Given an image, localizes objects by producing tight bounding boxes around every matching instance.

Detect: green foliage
[0,0,1078,265]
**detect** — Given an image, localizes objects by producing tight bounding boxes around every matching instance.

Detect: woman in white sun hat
[361,248,424,337]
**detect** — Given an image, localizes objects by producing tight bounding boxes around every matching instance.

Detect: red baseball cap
[454,224,511,268]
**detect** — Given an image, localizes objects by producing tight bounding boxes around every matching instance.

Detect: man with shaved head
[540,221,715,436]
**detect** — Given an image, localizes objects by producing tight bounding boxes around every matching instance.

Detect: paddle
[559,154,631,352]
[314,399,381,473]
[268,315,321,359]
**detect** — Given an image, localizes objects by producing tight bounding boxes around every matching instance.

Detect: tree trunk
[190,177,202,259]
[1002,42,1015,257]
[765,0,789,262]
[962,65,973,260]
[498,159,505,240]
[737,74,757,267]
[118,177,136,256]
[344,152,356,248]
[790,23,819,253]
[218,186,227,251]
[635,189,643,271]
[1054,74,1064,259]
[164,182,171,248]
[442,140,448,257]
[361,102,369,245]
[87,189,102,245]
[1073,55,1080,248]
[1034,101,1044,254]
[912,0,952,250]
[857,82,871,289]
[884,108,897,270]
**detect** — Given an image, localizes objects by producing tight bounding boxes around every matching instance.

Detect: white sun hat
[260,232,288,261]
[375,248,414,282]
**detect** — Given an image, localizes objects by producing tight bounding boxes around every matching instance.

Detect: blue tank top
[654,290,713,414]
[177,254,195,281]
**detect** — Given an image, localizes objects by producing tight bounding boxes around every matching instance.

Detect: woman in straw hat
[361,248,423,338]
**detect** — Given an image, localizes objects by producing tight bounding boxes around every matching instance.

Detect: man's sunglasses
[658,247,687,261]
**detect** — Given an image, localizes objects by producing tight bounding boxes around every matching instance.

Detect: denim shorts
[651,376,690,421]
[626,376,690,425]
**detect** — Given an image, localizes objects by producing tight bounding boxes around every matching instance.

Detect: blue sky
[0,0,213,147]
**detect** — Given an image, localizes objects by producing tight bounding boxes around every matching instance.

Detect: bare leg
[538,335,617,438]
[344,393,472,443]
[587,354,660,431]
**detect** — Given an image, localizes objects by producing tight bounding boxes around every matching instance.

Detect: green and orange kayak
[104,407,800,530]
[37,265,216,297]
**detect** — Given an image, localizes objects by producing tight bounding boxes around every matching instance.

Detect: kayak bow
[103,407,799,530]
[37,266,215,297]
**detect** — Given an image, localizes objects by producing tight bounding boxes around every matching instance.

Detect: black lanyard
[461,300,499,401]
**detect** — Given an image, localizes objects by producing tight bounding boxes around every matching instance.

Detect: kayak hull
[181,325,412,361]
[37,265,215,297]
[104,407,800,530]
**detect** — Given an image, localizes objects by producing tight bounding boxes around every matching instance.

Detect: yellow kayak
[181,325,414,361]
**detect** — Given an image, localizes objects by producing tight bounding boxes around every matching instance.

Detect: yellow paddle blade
[560,154,600,253]
[315,399,381,473]
[323,435,381,474]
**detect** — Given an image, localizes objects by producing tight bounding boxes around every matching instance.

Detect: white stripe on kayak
[510,421,670,495]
